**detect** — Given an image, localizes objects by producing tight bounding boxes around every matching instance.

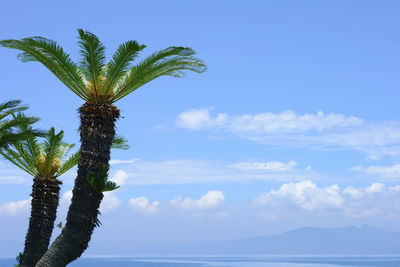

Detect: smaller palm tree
[1,127,79,267]
[0,100,43,151]
[1,126,128,267]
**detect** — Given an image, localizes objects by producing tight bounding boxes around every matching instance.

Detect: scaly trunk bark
[36,102,119,267]
[20,177,61,267]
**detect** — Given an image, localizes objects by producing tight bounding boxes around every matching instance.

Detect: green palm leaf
[77,29,106,93]
[56,151,80,177]
[43,128,64,175]
[0,100,28,120]
[0,39,87,100]
[102,40,146,96]
[111,47,206,102]
[0,148,37,177]
[111,135,130,150]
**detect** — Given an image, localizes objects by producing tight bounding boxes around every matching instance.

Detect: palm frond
[103,181,120,192]
[43,128,64,175]
[0,38,88,100]
[111,135,130,150]
[57,143,75,161]
[77,29,106,93]
[0,113,43,151]
[56,150,80,177]
[21,133,42,171]
[0,149,37,177]
[111,47,206,102]
[0,100,28,120]
[102,40,145,96]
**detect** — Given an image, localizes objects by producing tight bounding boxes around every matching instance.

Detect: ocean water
[1,256,400,267]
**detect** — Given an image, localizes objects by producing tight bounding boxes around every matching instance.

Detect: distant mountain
[127,225,400,255]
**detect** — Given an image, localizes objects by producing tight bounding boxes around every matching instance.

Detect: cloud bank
[175,109,400,159]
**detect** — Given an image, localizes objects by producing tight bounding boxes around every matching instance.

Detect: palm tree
[0,100,42,151]
[1,127,79,267]
[2,127,127,267]
[1,29,206,266]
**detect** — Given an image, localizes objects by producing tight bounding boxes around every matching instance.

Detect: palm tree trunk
[20,178,61,267]
[36,102,120,267]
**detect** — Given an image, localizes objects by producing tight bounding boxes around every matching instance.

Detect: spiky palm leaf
[1,29,206,104]
[110,135,130,150]
[0,100,43,151]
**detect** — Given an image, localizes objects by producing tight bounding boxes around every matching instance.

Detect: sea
[1,256,400,267]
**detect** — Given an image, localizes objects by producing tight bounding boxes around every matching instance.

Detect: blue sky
[1,0,400,254]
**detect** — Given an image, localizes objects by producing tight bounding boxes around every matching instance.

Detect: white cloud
[255,180,343,211]
[0,198,30,215]
[343,186,364,199]
[255,181,400,218]
[174,109,400,159]
[352,164,400,179]
[110,158,140,165]
[365,183,385,194]
[170,190,225,211]
[175,108,228,130]
[129,197,160,214]
[109,170,129,186]
[100,192,122,213]
[230,160,297,171]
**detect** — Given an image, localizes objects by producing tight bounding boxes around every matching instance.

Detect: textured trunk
[36,102,119,267]
[20,177,61,267]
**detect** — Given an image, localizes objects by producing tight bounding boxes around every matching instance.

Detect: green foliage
[0,100,43,151]
[56,221,63,230]
[111,135,130,150]
[1,30,206,103]
[102,40,146,96]
[0,126,78,179]
[87,165,120,193]
[77,29,106,87]
[0,38,87,100]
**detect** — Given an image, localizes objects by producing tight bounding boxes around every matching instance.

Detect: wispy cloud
[174,108,400,159]
[118,159,314,185]
[230,160,298,171]
[352,164,400,179]
[176,109,362,132]
[110,158,140,165]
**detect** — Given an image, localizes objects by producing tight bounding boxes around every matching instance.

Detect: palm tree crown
[0,29,206,103]
[1,126,79,179]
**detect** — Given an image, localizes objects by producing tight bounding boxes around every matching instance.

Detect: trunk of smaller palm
[36,102,119,266]
[20,178,61,267]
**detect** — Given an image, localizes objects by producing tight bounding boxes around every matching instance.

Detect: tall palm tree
[1,29,206,266]
[0,100,42,151]
[1,127,79,267]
